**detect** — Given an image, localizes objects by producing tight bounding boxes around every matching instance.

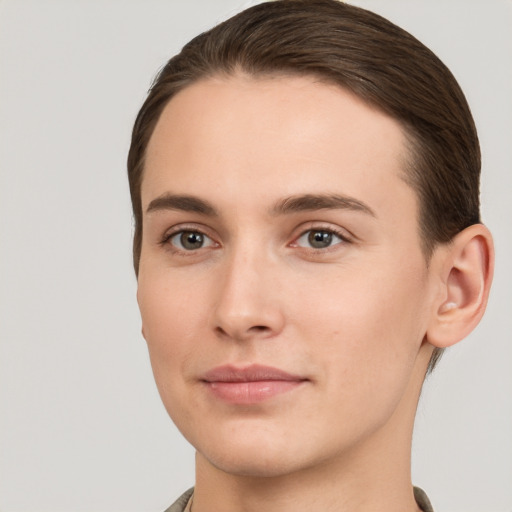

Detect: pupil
[308,230,332,248]
[181,231,203,249]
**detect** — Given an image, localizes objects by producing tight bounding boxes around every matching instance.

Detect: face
[137,75,437,478]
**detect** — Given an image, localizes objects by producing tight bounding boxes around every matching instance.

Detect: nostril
[251,325,269,332]
[214,324,271,340]
[215,326,228,337]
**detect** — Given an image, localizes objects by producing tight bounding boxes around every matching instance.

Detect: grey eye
[296,229,344,249]
[308,230,332,248]
[170,231,214,250]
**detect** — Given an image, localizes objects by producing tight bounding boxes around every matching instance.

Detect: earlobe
[427,224,494,348]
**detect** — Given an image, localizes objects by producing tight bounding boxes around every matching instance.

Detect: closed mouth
[201,364,308,404]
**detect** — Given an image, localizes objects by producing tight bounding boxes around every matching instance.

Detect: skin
[136,75,492,512]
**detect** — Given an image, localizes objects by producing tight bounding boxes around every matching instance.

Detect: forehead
[143,74,415,221]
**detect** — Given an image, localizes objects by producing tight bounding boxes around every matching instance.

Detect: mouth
[200,364,308,404]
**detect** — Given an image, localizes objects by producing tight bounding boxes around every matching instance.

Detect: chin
[191,424,342,479]
[203,445,307,478]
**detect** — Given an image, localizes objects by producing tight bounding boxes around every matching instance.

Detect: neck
[191,345,432,512]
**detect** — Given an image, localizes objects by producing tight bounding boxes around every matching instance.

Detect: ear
[136,286,147,341]
[427,224,494,348]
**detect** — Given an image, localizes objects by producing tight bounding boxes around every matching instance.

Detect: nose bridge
[213,239,284,340]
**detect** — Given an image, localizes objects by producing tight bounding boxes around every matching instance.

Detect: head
[128,0,482,373]
[128,0,493,480]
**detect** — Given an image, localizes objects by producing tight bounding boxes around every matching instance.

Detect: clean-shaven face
[137,75,437,477]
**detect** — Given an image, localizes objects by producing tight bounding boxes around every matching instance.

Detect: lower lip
[204,380,305,404]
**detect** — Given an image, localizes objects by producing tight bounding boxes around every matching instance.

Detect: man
[127,1,494,511]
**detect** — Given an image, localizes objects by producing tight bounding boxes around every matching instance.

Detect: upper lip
[201,364,306,383]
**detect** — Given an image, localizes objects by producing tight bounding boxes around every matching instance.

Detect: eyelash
[160,225,218,254]
[159,225,352,254]
[291,226,352,252]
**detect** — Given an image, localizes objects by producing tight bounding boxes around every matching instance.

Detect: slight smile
[201,364,309,404]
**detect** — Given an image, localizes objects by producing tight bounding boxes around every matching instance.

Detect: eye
[295,229,346,249]
[168,230,215,251]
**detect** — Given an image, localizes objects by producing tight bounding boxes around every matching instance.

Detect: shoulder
[414,486,434,512]
[162,488,194,512]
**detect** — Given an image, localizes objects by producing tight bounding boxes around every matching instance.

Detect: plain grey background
[0,1,510,511]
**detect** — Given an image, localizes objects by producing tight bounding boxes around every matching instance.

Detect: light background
[0,1,510,511]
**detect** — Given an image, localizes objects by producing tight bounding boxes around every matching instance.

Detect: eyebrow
[145,192,375,218]
[146,194,218,216]
[271,194,376,217]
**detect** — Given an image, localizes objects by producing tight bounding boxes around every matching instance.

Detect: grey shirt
[164,486,434,512]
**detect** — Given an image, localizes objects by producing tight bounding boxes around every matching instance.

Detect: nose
[212,248,285,342]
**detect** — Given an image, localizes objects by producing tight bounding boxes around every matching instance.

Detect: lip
[201,364,308,404]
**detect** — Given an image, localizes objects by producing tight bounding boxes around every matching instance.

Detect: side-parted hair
[128,0,481,372]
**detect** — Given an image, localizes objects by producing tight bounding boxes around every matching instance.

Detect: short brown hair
[127,0,481,372]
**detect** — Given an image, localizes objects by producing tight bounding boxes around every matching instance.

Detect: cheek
[293,258,429,404]
[137,274,204,391]
[137,275,211,438]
